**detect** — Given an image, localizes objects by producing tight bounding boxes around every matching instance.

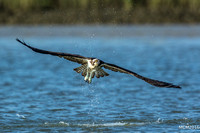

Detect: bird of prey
[16,38,181,89]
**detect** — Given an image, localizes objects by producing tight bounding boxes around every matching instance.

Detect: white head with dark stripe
[90,59,100,67]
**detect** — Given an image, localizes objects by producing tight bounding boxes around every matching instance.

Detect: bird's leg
[84,69,91,83]
[84,72,89,82]
[88,72,93,83]
[84,69,93,83]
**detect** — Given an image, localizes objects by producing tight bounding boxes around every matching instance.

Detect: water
[0,25,200,132]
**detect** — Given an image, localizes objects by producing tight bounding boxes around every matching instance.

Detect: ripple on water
[0,26,200,132]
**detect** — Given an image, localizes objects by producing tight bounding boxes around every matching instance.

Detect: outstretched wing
[101,62,181,88]
[16,38,88,64]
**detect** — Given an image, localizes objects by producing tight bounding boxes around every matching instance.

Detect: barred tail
[95,69,109,78]
[74,64,87,73]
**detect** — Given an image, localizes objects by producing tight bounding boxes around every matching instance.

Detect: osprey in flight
[16,38,181,89]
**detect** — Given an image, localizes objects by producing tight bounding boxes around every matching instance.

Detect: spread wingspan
[17,38,181,88]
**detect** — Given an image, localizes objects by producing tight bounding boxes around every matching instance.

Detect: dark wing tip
[154,81,182,89]
[16,38,47,54]
[16,38,20,41]
[16,38,31,48]
[144,78,181,89]
[16,38,24,44]
[165,84,181,89]
[172,85,182,89]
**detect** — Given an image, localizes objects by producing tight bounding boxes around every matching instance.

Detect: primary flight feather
[16,38,181,89]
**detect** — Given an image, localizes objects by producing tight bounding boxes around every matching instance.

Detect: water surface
[0,25,200,132]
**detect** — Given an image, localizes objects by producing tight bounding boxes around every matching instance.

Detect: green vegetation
[1,0,200,24]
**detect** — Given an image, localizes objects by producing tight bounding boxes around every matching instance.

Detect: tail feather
[74,65,87,74]
[95,69,109,78]
[74,65,87,77]
[95,71,100,78]
[100,69,109,76]
[82,68,87,77]
[99,71,104,77]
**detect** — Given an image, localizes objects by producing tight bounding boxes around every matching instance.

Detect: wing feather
[101,62,181,89]
[16,38,88,64]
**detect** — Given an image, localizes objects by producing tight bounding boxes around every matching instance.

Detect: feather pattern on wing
[17,38,181,88]
[16,38,88,64]
[101,62,181,88]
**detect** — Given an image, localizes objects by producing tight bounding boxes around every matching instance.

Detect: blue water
[0,25,200,132]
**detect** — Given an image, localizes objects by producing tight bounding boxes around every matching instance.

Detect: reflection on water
[0,25,200,132]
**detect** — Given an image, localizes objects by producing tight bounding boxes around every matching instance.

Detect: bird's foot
[88,79,91,84]
[84,79,91,84]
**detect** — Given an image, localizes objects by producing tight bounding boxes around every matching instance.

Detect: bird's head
[91,59,100,67]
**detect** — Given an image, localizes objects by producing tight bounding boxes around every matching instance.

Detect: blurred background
[1,0,200,24]
[1,0,200,132]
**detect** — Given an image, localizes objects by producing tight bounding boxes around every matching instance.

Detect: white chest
[87,60,95,69]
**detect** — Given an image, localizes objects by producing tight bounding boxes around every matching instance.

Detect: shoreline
[1,9,200,25]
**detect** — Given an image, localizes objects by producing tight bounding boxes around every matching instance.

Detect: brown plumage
[16,38,181,88]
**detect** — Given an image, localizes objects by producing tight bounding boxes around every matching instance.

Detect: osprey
[16,39,181,89]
